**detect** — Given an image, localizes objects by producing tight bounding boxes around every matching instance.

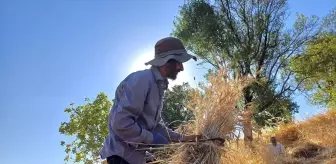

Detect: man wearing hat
[100,37,201,164]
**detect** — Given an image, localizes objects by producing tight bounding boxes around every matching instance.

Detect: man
[100,37,201,164]
[268,136,285,156]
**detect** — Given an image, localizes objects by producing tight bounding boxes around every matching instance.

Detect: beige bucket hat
[145,37,197,66]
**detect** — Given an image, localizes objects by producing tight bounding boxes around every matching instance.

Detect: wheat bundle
[169,70,249,164]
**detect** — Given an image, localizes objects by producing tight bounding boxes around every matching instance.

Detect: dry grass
[164,104,336,164]
[215,109,336,164]
[168,70,250,164]
[150,70,336,164]
[221,110,336,164]
[267,110,336,164]
[274,110,336,148]
[221,141,269,164]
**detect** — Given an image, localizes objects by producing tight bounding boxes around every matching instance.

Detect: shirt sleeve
[153,118,182,142]
[111,72,153,144]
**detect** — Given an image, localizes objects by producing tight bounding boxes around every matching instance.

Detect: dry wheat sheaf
[150,71,336,164]
[157,70,250,164]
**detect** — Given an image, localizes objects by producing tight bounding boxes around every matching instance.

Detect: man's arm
[153,118,202,142]
[111,72,153,144]
[153,119,182,142]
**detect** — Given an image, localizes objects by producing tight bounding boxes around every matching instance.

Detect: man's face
[165,59,184,80]
[270,137,276,145]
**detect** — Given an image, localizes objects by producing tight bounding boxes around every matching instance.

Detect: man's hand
[152,133,169,145]
[180,134,203,142]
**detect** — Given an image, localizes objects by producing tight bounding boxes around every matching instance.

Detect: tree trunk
[243,109,253,146]
[243,88,253,146]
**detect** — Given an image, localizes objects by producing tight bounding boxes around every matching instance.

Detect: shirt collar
[150,66,169,89]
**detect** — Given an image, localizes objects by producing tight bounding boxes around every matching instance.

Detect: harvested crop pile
[267,110,336,164]
[292,143,325,159]
[271,146,336,164]
[210,110,336,164]
[168,70,249,164]
[148,75,336,164]
[274,110,336,147]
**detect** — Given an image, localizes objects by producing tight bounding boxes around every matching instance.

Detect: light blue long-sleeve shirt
[100,66,182,164]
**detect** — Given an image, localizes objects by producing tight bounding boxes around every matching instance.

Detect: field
[149,110,336,164]
[221,110,336,164]
[153,71,336,164]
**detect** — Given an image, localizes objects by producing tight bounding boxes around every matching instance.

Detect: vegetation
[59,93,112,164]
[170,70,248,164]
[162,82,194,129]
[221,109,336,164]
[59,85,193,163]
[290,33,336,108]
[58,1,336,163]
[154,72,336,164]
[172,0,332,143]
[274,110,336,148]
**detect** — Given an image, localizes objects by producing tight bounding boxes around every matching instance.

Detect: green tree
[172,0,324,143]
[59,85,194,163]
[59,93,112,164]
[162,82,194,129]
[291,33,336,108]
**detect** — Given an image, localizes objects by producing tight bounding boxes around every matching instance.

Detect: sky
[0,0,335,163]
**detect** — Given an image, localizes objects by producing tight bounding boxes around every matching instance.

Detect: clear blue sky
[0,0,334,163]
